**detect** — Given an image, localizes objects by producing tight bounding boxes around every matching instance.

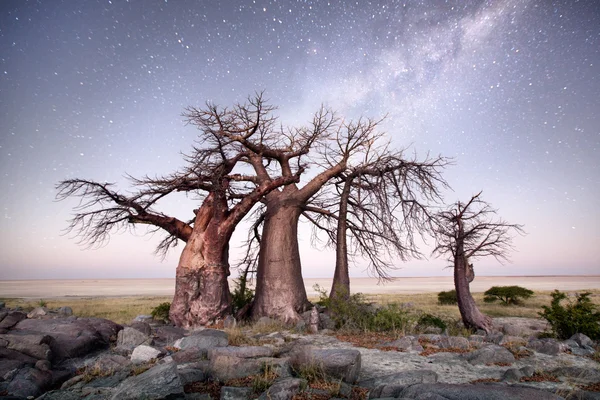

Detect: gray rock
[502,368,523,382]
[28,307,50,318]
[172,347,208,363]
[57,306,73,316]
[117,326,153,348]
[570,333,593,347]
[291,346,361,384]
[131,344,162,364]
[485,332,504,344]
[499,335,527,347]
[133,314,153,323]
[175,328,228,350]
[223,315,237,329]
[397,382,565,400]
[177,367,207,385]
[154,325,186,345]
[319,314,336,330]
[221,386,254,400]
[209,345,274,359]
[6,366,53,398]
[14,317,121,361]
[36,389,82,400]
[438,336,471,350]
[0,311,27,330]
[527,338,567,355]
[386,336,424,352]
[0,301,5,309]
[551,366,600,384]
[519,365,535,377]
[129,321,152,336]
[209,352,263,381]
[359,370,438,390]
[502,323,524,336]
[571,345,596,356]
[110,362,184,400]
[462,344,515,365]
[1,333,53,360]
[257,377,305,400]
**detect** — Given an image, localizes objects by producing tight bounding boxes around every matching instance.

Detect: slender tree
[57,99,299,327]
[432,192,525,333]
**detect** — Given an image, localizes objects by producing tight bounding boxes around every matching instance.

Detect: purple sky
[1,0,598,280]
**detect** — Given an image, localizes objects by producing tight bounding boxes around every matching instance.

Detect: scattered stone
[221,386,254,400]
[117,326,153,349]
[290,346,361,384]
[359,370,438,390]
[502,368,524,382]
[6,366,53,398]
[223,315,237,329]
[462,344,515,365]
[527,338,567,355]
[56,307,73,317]
[110,362,184,400]
[133,314,153,323]
[397,382,565,400]
[385,336,424,353]
[175,328,228,350]
[519,365,535,377]
[257,377,305,400]
[27,307,50,318]
[131,344,162,364]
[1,333,53,360]
[129,321,152,336]
[570,333,593,347]
[0,311,27,330]
[438,336,471,350]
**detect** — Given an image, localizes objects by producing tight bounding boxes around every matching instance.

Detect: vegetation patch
[470,378,501,383]
[335,332,397,349]
[483,286,534,306]
[151,302,171,323]
[437,290,458,305]
[417,313,447,332]
[184,380,221,398]
[539,290,600,340]
[520,371,560,383]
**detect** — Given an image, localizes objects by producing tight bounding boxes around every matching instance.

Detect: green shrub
[151,302,171,322]
[315,284,412,333]
[539,291,600,340]
[231,274,255,314]
[438,290,458,305]
[417,313,447,332]
[483,286,534,305]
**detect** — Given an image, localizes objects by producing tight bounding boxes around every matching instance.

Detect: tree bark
[454,236,492,333]
[330,178,352,300]
[251,193,311,322]
[169,195,232,328]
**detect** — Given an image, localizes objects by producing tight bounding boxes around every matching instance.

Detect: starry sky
[1,0,598,280]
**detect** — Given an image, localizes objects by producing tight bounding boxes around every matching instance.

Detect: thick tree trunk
[330,179,352,301]
[251,196,311,322]
[169,196,231,328]
[454,246,492,333]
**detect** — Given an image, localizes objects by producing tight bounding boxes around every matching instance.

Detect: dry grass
[2,288,598,326]
[0,296,171,325]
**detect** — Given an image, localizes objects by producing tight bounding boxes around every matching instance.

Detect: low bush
[483,286,534,305]
[417,313,447,332]
[539,290,600,340]
[315,284,413,333]
[151,302,171,322]
[437,290,457,305]
[231,274,254,315]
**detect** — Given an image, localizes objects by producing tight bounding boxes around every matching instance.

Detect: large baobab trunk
[251,198,311,322]
[454,244,492,333]
[170,196,231,328]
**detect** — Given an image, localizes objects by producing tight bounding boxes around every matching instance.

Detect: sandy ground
[1,276,599,299]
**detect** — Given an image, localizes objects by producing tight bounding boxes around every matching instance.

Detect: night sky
[1,0,598,280]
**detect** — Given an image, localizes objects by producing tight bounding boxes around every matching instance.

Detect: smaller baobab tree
[432,192,525,333]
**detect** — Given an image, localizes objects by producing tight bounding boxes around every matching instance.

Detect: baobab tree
[432,192,525,333]
[185,102,395,321]
[305,137,450,300]
[56,99,300,327]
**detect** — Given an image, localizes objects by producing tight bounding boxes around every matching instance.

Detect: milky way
[1,0,598,279]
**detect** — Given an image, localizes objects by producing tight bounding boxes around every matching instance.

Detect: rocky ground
[0,302,599,400]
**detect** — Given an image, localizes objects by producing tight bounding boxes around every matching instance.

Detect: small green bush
[315,284,412,333]
[231,274,255,314]
[438,290,458,305]
[539,290,600,340]
[151,302,171,322]
[483,286,534,305]
[417,313,447,332]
